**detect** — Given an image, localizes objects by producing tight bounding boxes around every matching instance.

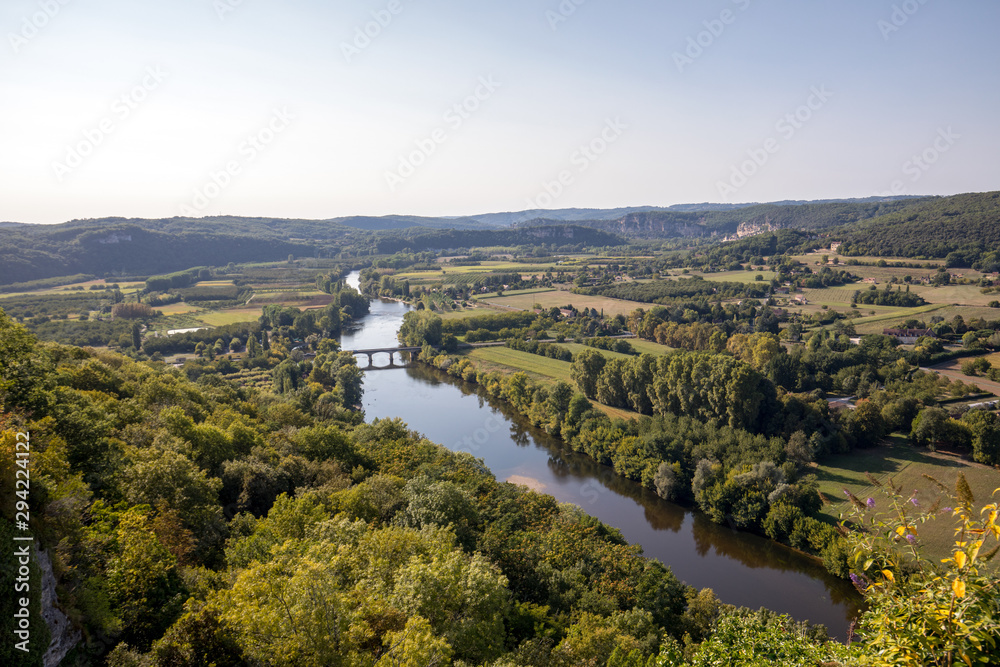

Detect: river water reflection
[341,279,861,636]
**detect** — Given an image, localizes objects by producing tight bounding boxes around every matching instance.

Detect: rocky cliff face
[723,218,784,241]
[614,212,706,237]
[38,546,80,667]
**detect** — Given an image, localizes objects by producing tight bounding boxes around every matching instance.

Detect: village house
[883,328,934,344]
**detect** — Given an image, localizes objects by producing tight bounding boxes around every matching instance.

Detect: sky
[2,0,998,224]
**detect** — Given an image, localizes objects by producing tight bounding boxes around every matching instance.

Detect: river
[341,273,861,636]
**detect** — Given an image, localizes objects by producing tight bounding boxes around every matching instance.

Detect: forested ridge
[0,223,318,286]
[517,197,930,239]
[834,191,1000,266]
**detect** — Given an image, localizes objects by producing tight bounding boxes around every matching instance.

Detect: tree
[272,359,302,393]
[571,348,606,399]
[663,608,851,666]
[131,323,142,351]
[106,507,185,648]
[336,360,364,407]
[398,311,443,346]
[961,410,1000,465]
[595,358,629,408]
[910,406,951,448]
[398,476,480,549]
[391,550,510,664]
[246,334,262,359]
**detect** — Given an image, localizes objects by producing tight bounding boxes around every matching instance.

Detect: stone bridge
[345,346,424,370]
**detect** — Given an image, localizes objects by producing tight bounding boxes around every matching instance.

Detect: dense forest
[835,191,1000,264]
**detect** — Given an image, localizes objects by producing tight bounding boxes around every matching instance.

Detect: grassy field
[481,290,646,317]
[814,435,1000,563]
[801,287,863,307]
[468,347,574,383]
[852,305,999,334]
[198,308,263,326]
[477,288,556,299]
[909,283,998,307]
[628,339,677,356]
[464,346,637,420]
[558,340,674,359]
[561,343,632,361]
[690,270,777,284]
[438,307,486,320]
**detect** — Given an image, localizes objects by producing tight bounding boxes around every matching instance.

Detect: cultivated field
[198,308,264,327]
[480,289,647,317]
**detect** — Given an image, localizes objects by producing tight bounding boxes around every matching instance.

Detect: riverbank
[410,346,854,580]
[343,278,862,635]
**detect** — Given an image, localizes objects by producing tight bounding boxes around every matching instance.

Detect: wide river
[342,273,861,636]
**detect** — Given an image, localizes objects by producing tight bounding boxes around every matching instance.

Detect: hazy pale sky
[3,0,998,224]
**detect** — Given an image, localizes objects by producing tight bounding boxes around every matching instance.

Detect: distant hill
[465,196,924,228]
[372,225,624,254]
[328,215,490,231]
[0,222,323,285]
[1,192,993,286]
[465,207,670,227]
[510,197,934,240]
[832,191,1000,261]
[0,216,622,286]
